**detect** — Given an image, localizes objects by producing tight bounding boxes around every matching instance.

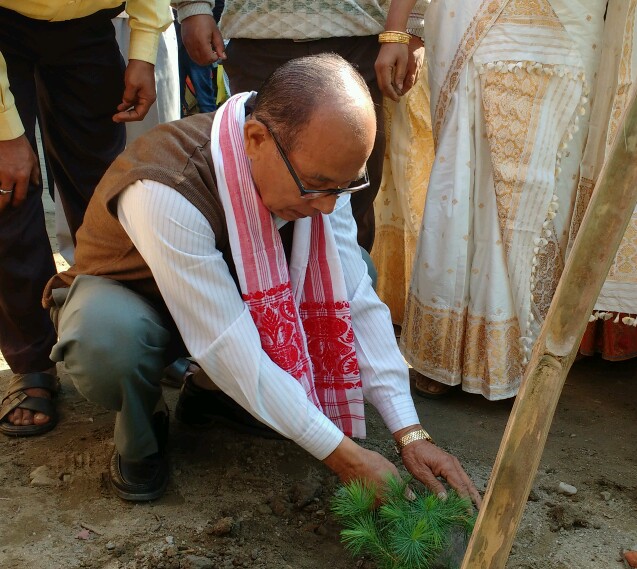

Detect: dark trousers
[223,36,385,253]
[0,7,126,374]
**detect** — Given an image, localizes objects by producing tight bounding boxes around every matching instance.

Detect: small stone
[290,480,322,508]
[251,549,259,560]
[30,465,51,479]
[75,529,91,540]
[29,465,59,487]
[208,516,234,536]
[557,482,577,496]
[165,535,174,545]
[314,525,328,536]
[268,496,289,517]
[600,491,611,501]
[106,542,116,551]
[624,550,637,568]
[30,474,59,487]
[183,554,215,569]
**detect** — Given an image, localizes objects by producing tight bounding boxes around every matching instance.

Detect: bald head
[252,53,376,153]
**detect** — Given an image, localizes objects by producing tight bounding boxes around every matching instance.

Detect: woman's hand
[375,42,410,101]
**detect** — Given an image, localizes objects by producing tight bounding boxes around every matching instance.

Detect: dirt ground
[0,198,636,569]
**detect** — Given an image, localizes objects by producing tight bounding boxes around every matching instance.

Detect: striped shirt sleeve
[118,179,344,459]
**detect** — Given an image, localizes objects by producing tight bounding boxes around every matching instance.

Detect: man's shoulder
[145,113,215,148]
[125,113,216,166]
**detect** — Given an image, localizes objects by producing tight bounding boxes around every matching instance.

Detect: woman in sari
[573,2,637,362]
[376,0,607,399]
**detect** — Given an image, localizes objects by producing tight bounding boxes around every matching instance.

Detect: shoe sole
[0,417,58,437]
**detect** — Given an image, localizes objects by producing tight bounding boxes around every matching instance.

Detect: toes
[20,410,35,426]
[4,386,54,427]
[33,412,50,426]
[9,408,23,425]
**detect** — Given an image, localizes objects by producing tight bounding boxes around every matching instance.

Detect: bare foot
[6,367,57,427]
[411,373,454,398]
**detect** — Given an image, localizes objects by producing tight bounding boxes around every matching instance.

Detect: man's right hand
[181,14,226,66]
[323,436,402,502]
[0,135,40,213]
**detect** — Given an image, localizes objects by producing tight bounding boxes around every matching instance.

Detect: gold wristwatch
[395,428,435,455]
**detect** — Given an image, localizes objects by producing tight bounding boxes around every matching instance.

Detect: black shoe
[175,377,285,440]
[109,410,170,501]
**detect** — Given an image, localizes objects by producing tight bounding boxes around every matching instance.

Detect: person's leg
[51,275,174,500]
[187,61,217,113]
[173,18,189,117]
[153,22,181,124]
[35,10,126,238]
[51,275,171,460]
[0,9,60,434]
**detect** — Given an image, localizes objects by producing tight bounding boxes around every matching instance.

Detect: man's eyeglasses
[258,119,370,200]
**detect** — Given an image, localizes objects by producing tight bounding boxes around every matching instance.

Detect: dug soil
[1,357,636,569]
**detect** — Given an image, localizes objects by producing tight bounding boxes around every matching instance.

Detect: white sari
[570,1,637,319]
[401,0,606,399]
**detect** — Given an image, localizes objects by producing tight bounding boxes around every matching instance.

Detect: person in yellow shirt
[0,1,172,437]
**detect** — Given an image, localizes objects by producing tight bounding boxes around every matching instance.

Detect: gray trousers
[50,275,173,460]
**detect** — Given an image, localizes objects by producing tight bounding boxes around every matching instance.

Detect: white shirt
[118,179,419,460]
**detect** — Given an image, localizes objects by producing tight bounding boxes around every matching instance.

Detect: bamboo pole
[460,90,637,569]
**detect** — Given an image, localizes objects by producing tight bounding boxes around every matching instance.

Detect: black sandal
[176,377,285,440]
[0,372,59,437]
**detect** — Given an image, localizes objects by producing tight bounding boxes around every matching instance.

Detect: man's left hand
[113,59,156,123]
[401,439,483,508]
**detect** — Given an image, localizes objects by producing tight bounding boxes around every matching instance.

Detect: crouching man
[43,54,481,506]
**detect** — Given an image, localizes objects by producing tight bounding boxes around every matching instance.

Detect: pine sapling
[331,475,476,569]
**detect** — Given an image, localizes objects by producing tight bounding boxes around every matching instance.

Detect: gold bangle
[395,428,435,455]
[378,31,411,45]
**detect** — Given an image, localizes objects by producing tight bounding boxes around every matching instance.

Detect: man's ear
[244,119,269,161]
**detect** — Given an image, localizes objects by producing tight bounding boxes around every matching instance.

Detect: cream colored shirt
[0,0,172,140]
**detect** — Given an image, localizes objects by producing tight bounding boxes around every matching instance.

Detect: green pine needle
[332,479,378,522]
[332,475,477,569]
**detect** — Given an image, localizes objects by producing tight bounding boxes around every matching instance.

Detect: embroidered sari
[401,0,606,399]
[573,1,637,360]
[372,69,434,324]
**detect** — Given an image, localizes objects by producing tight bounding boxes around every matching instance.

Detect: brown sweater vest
[42,113,234,310]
